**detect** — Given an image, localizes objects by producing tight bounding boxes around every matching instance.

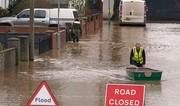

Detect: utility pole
[29,0,34,61]
[57,0,60,49]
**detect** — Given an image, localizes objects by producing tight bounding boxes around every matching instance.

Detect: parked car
[119,0,148,26]
[0,8,79,27]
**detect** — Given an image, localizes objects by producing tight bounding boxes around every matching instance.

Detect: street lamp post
[108,0,111,25]
[29,0,34,61]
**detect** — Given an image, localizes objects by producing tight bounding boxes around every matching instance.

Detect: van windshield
[73,11,79,19]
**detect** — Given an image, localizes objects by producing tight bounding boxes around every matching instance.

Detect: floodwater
[0,21,180,106]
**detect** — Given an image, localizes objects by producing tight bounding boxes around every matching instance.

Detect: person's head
[73,19,80,25]
[135,43,141,50]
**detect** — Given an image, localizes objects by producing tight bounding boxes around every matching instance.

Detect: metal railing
[39,35,52,54]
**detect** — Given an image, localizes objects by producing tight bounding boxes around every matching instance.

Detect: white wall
[0,0,9,8]
[103,0,114,19]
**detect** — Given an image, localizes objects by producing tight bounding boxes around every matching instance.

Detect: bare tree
[68,0,86,16]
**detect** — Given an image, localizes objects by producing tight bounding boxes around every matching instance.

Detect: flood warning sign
[26,81,59,106]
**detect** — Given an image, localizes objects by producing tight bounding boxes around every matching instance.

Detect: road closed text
[109,99,140,106]
[114,88,136,95]
[108,88,139,106]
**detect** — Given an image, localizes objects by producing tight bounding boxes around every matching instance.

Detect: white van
[49,8,79,26]
[119,0,147,26]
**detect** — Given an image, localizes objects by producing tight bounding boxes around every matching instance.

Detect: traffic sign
[27,81,59,106]
[105,84,145,106]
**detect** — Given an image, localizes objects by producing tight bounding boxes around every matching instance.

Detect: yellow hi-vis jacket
[132,46,144,64]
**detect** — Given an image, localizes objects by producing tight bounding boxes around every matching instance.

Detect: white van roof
[122,0,145,2]
[50,8,77,19]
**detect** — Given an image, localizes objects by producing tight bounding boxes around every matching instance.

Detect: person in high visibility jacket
[130,43,146,67]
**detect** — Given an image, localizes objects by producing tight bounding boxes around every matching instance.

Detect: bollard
[8,38,20,65]
[18,36,29,61]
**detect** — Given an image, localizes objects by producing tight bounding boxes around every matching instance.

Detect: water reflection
[0,22,180,106]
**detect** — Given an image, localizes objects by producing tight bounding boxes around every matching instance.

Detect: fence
[39,35,52,54]
[0,32,53,54]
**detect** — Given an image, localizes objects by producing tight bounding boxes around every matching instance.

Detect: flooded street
[0,21,180,106]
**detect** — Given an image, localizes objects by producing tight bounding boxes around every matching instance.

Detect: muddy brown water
[0,21,180,106]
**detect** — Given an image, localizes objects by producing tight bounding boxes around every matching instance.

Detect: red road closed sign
[105,84,145,106]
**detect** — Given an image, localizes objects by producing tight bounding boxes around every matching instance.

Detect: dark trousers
[131,60,143,67]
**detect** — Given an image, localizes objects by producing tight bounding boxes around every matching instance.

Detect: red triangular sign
[27,81,59,106]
